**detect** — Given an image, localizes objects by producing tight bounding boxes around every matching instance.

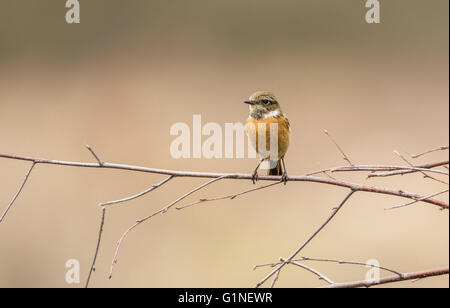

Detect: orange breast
[246,116,290,159]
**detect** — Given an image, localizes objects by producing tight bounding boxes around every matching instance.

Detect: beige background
[0,0,448,287]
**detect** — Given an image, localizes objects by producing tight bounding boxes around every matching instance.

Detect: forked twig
[280,258,334,285]
[394,151,448,185]
[255,190,355,287]
[86,145,104,166]
[108,175,233,278]
[386,189,449,211]
[176,181,282,210]
[0,153,446,208]
[368,161,449,178]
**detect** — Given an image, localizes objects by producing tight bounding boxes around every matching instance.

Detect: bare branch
[0,148,448,287]
[85,207,106,288]
[320,267,449,288]
[269,270,281,288]
[0,162,36,223]
[385,189,449,211]
[411,146,449,159]
[368,161,449,178]
[108,175,232,278]
[100,176,174,207]
[297,257,404,277]
[394,151,448,185]
[280,258,335,285]
[176,181,282,210]
[0,153,446,209]
[255,190,355,288]
[332,165,449,176]
[324,130,354,166]
[307,161,449,177]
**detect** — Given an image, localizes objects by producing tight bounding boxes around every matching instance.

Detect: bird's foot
[281,172,288,185]
[251,171,259,184]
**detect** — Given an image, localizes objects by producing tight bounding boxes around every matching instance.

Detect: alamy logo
[65,259,80,284]
[365,0,380,24]
[365,259,381,283]
[65,0,80,24]
[169,114,279,169]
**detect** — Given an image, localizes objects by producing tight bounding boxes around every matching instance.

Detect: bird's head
[244,91,282,119]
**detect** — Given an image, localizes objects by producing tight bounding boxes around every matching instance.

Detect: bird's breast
[245,116,290,159]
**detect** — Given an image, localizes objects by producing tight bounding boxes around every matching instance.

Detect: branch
[254,256,403,277]
[255,190,355,288]
[297,257,404,277]
[99,176,174,207]
[108,175,233,278]
[394,151,448,185]
[386,189,449,211]
[1,153,447,209]
[331,165,448,176]
[367,161,449,178]
[176,181,282,210]
[86,145,104,166]
[320,267,449,288]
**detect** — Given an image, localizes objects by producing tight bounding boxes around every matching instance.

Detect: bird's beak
[244,100,255,105]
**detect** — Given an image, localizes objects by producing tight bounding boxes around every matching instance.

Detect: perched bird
[244,91,290,184]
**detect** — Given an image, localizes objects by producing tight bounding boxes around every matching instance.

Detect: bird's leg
[281,158,288,184]
[252,159,263,184]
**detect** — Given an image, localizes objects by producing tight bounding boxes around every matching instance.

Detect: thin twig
[86,145,104,166]
[254,256,404,277]
[255,190,355,288]
[307,162,449,177]
[298,257,404,277]
[320,267,449,288]
[333,165,448,176]
[281,258,335,285]
[411,146,449,159]
[385,189,449,211]
[176,181,282,210]
[0,162,36,223]
[85,207,106,288]
[100,176,174,207]
[394,151,448,185]
[368,161,449,178]
[269,270,281,288]
[108,175,233,278]
[324,130,353,166]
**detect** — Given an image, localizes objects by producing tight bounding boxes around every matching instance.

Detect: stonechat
[244,91,290,184]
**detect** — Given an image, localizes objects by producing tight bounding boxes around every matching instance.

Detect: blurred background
[0,0,448,288]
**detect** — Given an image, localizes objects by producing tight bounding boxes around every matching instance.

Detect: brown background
[0,0,448,287]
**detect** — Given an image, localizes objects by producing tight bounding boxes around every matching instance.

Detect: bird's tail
[267,160,282,176]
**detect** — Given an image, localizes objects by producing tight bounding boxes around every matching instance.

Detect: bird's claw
[281,172,288,185]
[251,171,259,184]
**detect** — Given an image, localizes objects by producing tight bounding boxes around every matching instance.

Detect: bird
[244,91,290,184]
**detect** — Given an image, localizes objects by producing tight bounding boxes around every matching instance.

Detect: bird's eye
[262,99,271,105]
